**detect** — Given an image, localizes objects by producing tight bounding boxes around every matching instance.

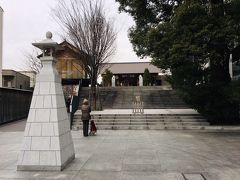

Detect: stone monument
[17,32,75,171]
[139,75,143,86]
[112,75,115,87]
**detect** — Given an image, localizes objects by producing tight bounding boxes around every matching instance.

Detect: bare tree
[53,0,116,109]
[23,48,42,73]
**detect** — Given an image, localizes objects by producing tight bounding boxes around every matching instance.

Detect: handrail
[132,95,144,114]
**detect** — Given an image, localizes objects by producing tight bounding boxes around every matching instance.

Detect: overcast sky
[0,0,149,71]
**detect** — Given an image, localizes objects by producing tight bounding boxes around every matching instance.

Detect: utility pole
[0,7,3,87]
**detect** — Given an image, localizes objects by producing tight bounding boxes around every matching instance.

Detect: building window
[4,80,12,88]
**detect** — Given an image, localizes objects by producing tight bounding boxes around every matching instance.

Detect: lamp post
[0,7,3,87]
[229,53,233,79]
[17,32,75,171]
[228,42,237,80]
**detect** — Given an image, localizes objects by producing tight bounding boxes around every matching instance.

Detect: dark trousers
[82,120,89,136]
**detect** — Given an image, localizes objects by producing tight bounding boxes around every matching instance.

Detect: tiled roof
[101,62,164,74]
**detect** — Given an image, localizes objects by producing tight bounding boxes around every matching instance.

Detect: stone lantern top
[46,31,52,39]
[32,31,63,56]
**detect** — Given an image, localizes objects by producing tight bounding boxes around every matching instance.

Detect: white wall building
[18,71,37,88]
[0,7,3,87]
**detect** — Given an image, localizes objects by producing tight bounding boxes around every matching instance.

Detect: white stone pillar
[0,7,3,87]
[112,75,115,87]
[17,32,75,171]
[139,75,143,86]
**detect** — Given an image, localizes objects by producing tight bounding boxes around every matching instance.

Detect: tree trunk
[90,69,98,110]
[210,0,224,17]
[91,85,97,110]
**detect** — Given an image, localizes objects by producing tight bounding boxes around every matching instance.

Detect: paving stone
[182,173,205,180]
[1,121,240,179]
[123,154,159,165]
[122,164,161,172]
[82,154,123,171]
[122,172,184,180]
[64,157,87,171]
[0,170,35,180]
[162,173,185,180]
[28,171,77,180]
[74,171,122,180]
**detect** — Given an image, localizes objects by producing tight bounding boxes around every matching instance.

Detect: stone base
[17,154,75,171]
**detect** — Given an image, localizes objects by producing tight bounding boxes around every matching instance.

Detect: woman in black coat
[81,99,91,137]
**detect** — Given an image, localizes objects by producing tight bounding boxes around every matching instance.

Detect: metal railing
[0,88,32,124]
[132,95,144,114]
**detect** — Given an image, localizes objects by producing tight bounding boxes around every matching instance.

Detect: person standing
[81,99,91,137]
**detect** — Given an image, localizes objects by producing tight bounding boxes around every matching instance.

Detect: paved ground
[0,120,240,180]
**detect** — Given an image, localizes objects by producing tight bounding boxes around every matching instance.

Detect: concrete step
[73,122,209,126]
[91,125,150,130]
[86,114,203,116]
[72,108,209,130]
[72,123,210,131]
[74,116,205,119]
[72,124,210,131]
[73,119,207,123]
[73,118,207,123]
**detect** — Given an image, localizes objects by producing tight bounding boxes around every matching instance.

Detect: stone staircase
[78,86,189,109]
[72,86,210,130]
[72,113,209,130]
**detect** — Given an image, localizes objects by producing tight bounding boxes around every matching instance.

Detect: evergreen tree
[102,69,113,87]
[116,0,240,124]
[143,68,151,86]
